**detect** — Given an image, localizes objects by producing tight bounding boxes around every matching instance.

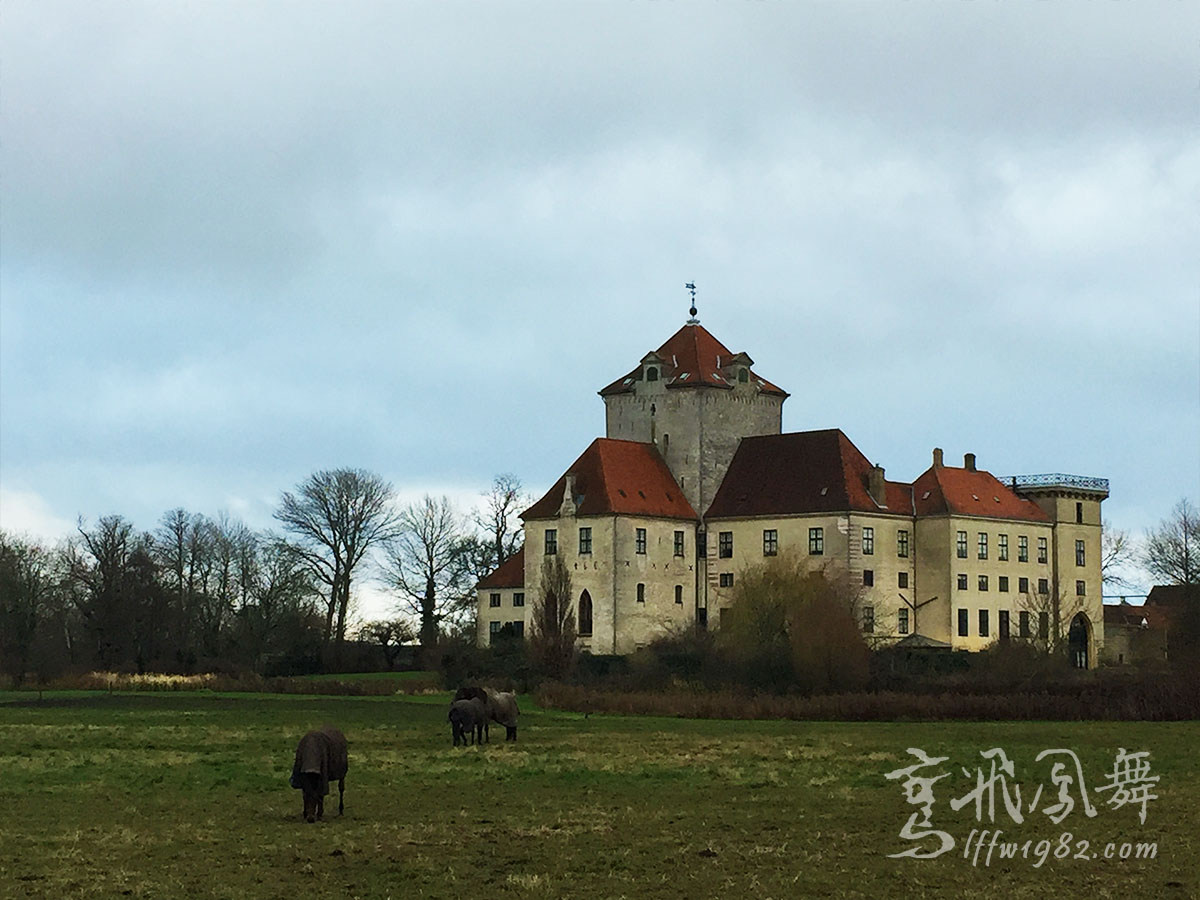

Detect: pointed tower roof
[599,323,788,397]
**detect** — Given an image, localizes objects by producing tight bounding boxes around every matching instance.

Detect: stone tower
[598,320,788,517]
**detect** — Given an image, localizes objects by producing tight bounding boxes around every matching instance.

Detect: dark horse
[290,726,348,823]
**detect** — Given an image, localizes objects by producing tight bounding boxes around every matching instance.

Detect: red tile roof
[1146,584,1199,609]
[706,430,913,519]
[476,546,525,589]
[1103,602,1147,628]
[912,465,1051,523]
[599,323,788,397]
[523,438,698,521]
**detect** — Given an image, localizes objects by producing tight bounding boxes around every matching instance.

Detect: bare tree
[528,555,577,678]
[1142,498,1200,586]
[0,532,55,686]
[275,469,399,661]
[1015,588,1088,658]
[1101,521,1137,589]
[386,495,473,649]
[474,474,528,571]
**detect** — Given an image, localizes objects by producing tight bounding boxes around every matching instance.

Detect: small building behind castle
[477,305,1108,667]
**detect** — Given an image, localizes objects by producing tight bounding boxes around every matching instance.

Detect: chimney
[868,464,887,506]
[964,453,976,472]
[932,447,944,468]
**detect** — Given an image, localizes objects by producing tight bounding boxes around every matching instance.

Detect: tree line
[0,471,527,685]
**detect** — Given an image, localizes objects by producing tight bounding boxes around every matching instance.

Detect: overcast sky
[2,1,1197,613]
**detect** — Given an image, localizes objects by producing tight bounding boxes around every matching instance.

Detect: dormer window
[646,367,659,382]
[738,368,749,383]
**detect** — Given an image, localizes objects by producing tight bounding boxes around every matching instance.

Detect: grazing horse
[290,726,348,823]
[453,687,491,742]
[456,685,520,742]
[448,699,486,746]
[484,688,520,741]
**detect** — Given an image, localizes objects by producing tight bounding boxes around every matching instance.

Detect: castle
[476,305,1107,667]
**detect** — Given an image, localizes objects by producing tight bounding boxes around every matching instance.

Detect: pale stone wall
[1017,491,1106,666]
[604,384,783,517]
[703,512,916,643]
[475,586,529,646]
[521,513,697,655]
[938,516,1056,652]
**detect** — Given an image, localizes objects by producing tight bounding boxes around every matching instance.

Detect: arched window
[738,367,749,383]
[578,591,593,636]
[1068,613,1090,669]
[646,367,659,382]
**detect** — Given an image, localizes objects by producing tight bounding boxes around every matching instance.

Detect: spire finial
[685,281,699,324]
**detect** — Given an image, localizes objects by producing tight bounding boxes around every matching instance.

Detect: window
[489,593,501,608]
[1075,540,1086,567]
[1037,537,1048,564]
[513,592,525,608]
[675,585,683,605]
[898,608,910,635]
[957,531,968,558]
[898,571,909,589]
[763,529,778,556]
[957,573,969,590]
[979,609,989,637]
[1039,611,1049,639]
[1076,502,1084,524]
[1038,578,1049,595]
[1019,610,1031,638]
[674,531,685,557]
[579,527,592,555]
[863,569,874,587]
[646,367,658,382]
[1018,576,1029,594]
[738,367,749,383]
[862,527,875,555]
[809,527,824,555]
[978,575,989,592]
[897,530,910,558]
[862,605,875,634]
[544,529,557,555]
[958,608,969,637]
[1076,580,1086,597]
[718,531,733,558]
[636,583,645,603]
[978,533,988,560]
[489,621,502,644]
[635,528,647,554]
[579,591,593,635]
[999,534,1009,561]
[510,621,524,638]
[998,576,1009,593]
[1018,535,1029,562]
[718,573,734,588]
[698,532,707,558]
[999,610,1010,640]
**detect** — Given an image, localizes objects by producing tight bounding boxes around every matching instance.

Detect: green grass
[0,692,1196,899]
[293,670,439,682]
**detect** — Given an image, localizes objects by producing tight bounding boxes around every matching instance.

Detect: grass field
[0,692,1196,900]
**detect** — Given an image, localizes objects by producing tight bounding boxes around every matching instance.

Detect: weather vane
[685,281,699,323]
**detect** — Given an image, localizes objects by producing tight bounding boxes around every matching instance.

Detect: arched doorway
[1068,612,1090,669]
[579,590,593,636]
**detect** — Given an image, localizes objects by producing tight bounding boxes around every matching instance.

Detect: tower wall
[604,383,783,516]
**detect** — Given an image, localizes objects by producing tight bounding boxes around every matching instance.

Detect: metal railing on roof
[1001,473,1110,493]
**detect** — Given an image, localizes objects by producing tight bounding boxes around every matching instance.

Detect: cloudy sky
[2,1,1197,610]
